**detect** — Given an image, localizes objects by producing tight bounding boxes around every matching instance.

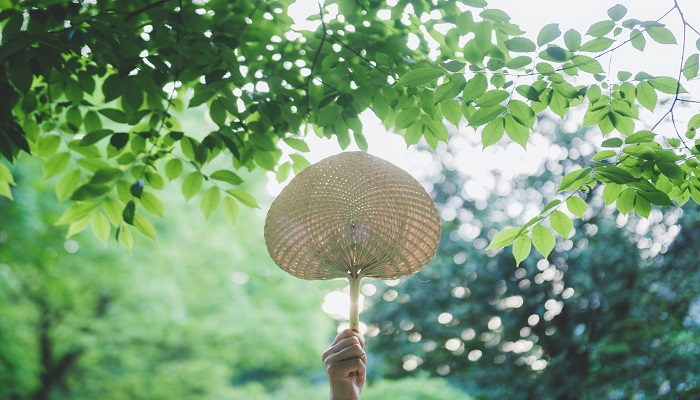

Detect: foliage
[364,127,700,399]
[1,0,700,258]
[0,159,340,399]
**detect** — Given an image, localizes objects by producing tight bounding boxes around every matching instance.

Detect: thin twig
[650,1,692,151]
[328,33,394,77]
[305,2,329,116]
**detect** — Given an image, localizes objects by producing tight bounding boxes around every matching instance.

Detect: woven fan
[264,151,441,330]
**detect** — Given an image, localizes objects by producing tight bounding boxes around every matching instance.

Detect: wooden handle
[349,277,361,332]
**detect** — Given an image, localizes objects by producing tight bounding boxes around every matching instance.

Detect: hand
[323,329,367,400]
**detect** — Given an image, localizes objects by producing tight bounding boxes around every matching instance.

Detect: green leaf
[625,130,655,144]
[607,4,627,20]
[110,133,129,150]
[66,216,91,239]
[130,178,144,198]
[592,149,617,161]
[586,20,615,37]
[636,81,657,111]
[165,158,183,181]
[222,196,240,224]
[43,152,71,179]
[38,135,61,157]
[209,98,227,126]
[541,46,569,62]
[579,37,615,52]
[513,236,531,267]
[469,105,506,127]
[56,202,99,225]
[549,210,573,239]
[480,9,511,23]
[145,172,164,190]
[396,68,445,87]
[563,29,582,51]
[91,212,111,245]
[572,55,604,74]
[637,189,673,206]
[618,71,633,81]
[134,215,156,239]
[683,54,699,80]
[558,168,591,191]
[505,37,536,52]
[630,29,646,51]
[283,137,310,152]
[181,172,204,201]
[601,138,623,147]
[103,198,123,226]
[83,110,102,133]
[0,181,13,200]
[122,200,136,225]
[441,100,462,126]
[71,183,111,201]
[508,100,535,128]
[586,84,602,103]
[226,188,260,208]
[646,26,676,44]
[81,129,113,146]
[395,107,420,130]
[566,196,587,218]
[404,122,423,146]
[118,225,134,252]
[537,23,561,47]
[481,117,505,149]
[504,114,529,148]
[649,76,685,94]
[140,191,164,218]
[354,132,369,152]
[99,108,128,124]
[435,74,467,104]
[290,154,311,174]
[634,194,652,218]
[0,162,14,186]
[602,182,623,205]
[596,166,636,184]
[199,186,220,220]
[506,56,532,69]
[463,74,488,101]
[616,188,636,214]
[317,104,342,126]
[276,162,291,183]
[210,170,243,185]
[476,90,510,108]
[532,225,555,259]
[486,227,522,250]
[543,199,562,213]
[657,161,685,181]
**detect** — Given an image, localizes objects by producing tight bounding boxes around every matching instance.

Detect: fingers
[330,328,365,348]
[323,335,364,362]
[328,341,366,363]
[326,357,367,377]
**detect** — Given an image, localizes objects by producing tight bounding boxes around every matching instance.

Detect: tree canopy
[1,0,700,261]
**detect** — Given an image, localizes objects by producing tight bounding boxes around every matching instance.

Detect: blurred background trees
[0,156,468,399]
[364,120,700,399]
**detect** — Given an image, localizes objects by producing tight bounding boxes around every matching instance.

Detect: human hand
[322,329,367,400]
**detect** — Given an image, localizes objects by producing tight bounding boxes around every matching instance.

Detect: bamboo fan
[264,151,441,331]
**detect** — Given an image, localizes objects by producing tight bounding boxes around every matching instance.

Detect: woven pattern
[265,151,441,281]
